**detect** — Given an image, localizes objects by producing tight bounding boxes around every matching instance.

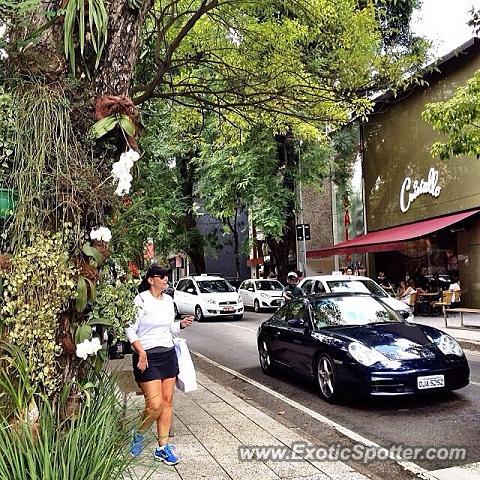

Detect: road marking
[470,381,480,387]
[223,322,257,333]
[191,349,430,478]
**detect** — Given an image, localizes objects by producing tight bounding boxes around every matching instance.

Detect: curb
[458,338,480,352]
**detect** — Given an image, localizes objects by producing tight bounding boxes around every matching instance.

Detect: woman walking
[126,265,194,464]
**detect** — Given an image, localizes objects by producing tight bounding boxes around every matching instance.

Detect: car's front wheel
[317,354,341,403]
[194,305,204,322]
[259,339,274,375]
[254,299,261,313]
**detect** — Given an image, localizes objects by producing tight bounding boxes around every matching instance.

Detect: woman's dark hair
[138,265,171,293]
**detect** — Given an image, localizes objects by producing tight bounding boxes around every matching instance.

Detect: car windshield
[197,280,235,293]
[311,296,400,328]
[255,280,283,291]
[326,279,387,297]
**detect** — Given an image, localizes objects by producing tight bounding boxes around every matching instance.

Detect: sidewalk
[411,314,480,348]
[111,315,480,480]
[114,364,369,480]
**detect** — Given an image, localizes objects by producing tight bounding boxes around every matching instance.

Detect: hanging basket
[0,188,15,219]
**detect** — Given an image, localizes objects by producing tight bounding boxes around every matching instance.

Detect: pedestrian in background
[282,271,305,302]
[126,265,194,465]
[399,278,417,312]
[396,280,407,299]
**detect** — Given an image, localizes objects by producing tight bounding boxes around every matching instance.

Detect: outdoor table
[417,292,441,316]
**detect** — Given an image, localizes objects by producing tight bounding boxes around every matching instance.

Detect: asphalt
[108,314,480,480]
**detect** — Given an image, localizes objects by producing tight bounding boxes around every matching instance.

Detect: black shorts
[132,347,179,383]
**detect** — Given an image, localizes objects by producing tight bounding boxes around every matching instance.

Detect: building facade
[309,38,480,306]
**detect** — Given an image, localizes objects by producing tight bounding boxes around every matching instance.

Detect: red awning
[308,209,480,258]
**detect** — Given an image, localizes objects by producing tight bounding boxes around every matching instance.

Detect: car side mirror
[401,310,410,320]
[288,318,306,328]
[187,288,194,294]
[248,288,254,292]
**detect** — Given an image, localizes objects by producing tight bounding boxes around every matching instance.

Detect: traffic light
[296,224,304,240]
[296,223,311,241]
[304,224,311,240]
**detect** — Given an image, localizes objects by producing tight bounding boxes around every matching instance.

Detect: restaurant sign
[400,167,441,213]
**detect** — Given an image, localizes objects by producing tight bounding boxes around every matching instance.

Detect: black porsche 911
[257,293,469,403]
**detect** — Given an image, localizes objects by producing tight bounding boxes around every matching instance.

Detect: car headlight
[435,334,464,357]
[260,293,269,299]
[348,342,389,367]
[237,295,242,303]
[206,297,216,304]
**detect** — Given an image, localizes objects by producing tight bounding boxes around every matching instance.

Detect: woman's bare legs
[137,377,176,445]
[156,377,176,446]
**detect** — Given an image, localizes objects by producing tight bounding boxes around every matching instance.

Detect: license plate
[417,374,445,390]
[223,306,234,312]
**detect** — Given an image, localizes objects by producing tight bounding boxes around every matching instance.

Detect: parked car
[298,274,413,321]
[257,292,469,403]
[164,282,175,297]
[174,275,244,321]
[238,279,284,312]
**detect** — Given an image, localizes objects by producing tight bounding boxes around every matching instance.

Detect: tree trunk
[266,134,298,284]
[95,1,154,96]
[188,246,207,275]
[267,235,291,284]
[227,212,240,279]
[176,154,206,274]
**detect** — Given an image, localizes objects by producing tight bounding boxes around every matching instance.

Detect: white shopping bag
[173,337,197,392]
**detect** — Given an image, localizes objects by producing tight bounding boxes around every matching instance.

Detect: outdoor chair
[451,289,462,306]
[407,292,417,314]
[431,290,453,317]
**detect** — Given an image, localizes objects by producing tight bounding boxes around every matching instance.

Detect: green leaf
[94,348,108,372]
[74,324,92,344]
[118,114,136,137]
[75,276,88,313]
[84,277,96,303]
[87,317,112,327]
[79,0,85,55]
[91,115,119,138]
[81,243,103,264]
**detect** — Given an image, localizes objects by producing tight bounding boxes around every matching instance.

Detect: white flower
[76,337,103,360]
[76,340,90,360]
[112,148,140,196]
[90,226,112,243]
[89,337,102,355]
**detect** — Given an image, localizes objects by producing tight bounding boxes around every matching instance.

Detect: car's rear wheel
[194,305,204,322]
[317,354,341,403]
[254,299,261,313]
[259,340,274,375]
[233,314,243,320]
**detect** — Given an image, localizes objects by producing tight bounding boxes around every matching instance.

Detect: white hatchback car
[238,279,284,312]
[174,275,244,321]
[298,275,414,321]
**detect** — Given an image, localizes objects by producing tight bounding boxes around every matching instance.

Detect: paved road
[181,311,480,475]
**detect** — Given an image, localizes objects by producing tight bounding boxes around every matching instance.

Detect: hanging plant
[1,230,77,395]
[63,0,108,74]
